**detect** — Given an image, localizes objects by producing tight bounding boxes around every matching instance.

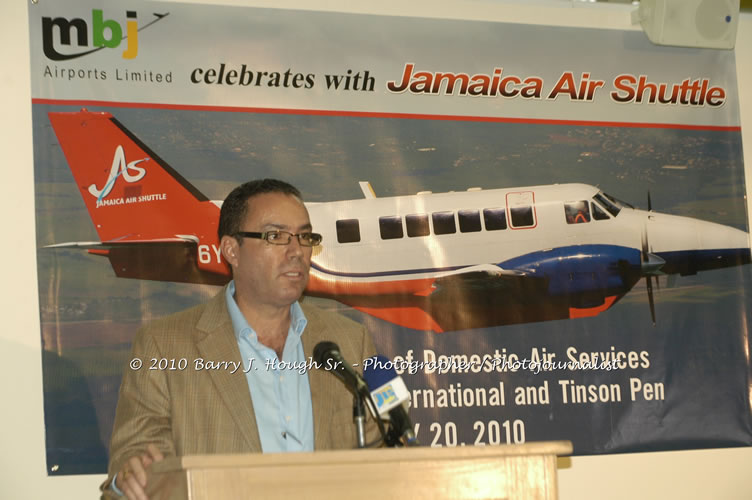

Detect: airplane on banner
[46,110,751,332]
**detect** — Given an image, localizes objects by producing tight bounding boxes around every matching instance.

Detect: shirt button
[279,375,285,382]
[286,416,292,422]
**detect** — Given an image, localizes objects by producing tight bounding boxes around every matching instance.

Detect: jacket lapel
[302,309,338,450]
[194,288,262,452]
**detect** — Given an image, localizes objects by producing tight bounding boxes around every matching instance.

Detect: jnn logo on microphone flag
[372,378,410,415]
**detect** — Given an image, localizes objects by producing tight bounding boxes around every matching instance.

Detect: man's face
[223,192,313,310]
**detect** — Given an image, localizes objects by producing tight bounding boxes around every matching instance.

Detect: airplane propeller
[640,190,664,326]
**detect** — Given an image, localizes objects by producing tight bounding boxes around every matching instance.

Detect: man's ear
[219,235,239,268]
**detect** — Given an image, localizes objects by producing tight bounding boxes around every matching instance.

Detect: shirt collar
[225,280,307,344]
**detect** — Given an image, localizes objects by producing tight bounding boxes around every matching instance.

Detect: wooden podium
[146,441,572,500]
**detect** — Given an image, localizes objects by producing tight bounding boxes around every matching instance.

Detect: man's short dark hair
[218,179,303,242]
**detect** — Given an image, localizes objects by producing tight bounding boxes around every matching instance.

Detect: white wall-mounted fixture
[632,0,740,49]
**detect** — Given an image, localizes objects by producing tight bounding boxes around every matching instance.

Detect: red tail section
[49,110,218,243]
[48,110,229,283]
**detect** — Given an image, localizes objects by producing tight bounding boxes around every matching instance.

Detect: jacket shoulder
[136,290,229,343]
[300,301,376,365]
[139,302,204,337]
[300,301,365,333]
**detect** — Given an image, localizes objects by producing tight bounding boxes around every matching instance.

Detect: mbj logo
[42,9,168,61]
[89,145,149,201]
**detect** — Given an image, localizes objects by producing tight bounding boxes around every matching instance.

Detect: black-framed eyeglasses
[235,230,323,247]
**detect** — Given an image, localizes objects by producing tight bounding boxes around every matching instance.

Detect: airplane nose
[695,219,750,252]
[647,213,751,275]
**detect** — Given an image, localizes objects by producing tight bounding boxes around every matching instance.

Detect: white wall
[2,1,750,498]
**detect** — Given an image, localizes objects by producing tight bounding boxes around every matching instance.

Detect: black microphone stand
[353,392,367,448]
[313,341,388,447]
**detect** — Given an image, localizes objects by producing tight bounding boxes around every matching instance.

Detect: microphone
[363,355,419,447]
[313,341,378,448]
[313,341,369,398]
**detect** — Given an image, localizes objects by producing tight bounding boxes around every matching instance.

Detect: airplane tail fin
[48,109,216,243]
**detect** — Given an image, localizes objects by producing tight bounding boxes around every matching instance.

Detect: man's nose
[286,235,304,257]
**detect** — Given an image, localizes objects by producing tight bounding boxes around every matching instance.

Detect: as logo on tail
[89,145,149,202]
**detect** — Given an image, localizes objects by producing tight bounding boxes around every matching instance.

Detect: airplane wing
[428,263,541,294]
[433,263,528,278]
[45,236,229,286]
[335,263,550,332]
[45,236,199,249]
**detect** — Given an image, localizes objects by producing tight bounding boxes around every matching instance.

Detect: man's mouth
[283,271,306,278]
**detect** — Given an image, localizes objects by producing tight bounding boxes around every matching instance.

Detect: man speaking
[102,179,378,499]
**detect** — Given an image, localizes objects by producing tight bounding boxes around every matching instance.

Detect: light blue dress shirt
[225,281,315,453]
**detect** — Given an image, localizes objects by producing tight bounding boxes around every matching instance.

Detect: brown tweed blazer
[101,287,377,495]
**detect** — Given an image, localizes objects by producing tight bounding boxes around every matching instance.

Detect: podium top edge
[152,441,573,472]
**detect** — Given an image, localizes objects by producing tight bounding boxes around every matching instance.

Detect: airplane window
[432,211,456,235]
[510,206,535,227]
[591,202,610,221]
[564,201,591,224]
[379,215,404,240]
[594,193,621,217]
[336,219,361,243]
[483,208,507,230]
[603,191,632,209]
[406,214,430,237]
[458,210,482,233]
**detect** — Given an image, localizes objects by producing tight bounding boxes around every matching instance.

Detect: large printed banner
[29,0,751,475]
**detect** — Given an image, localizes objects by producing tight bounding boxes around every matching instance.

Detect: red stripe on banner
[31,98,742,131]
